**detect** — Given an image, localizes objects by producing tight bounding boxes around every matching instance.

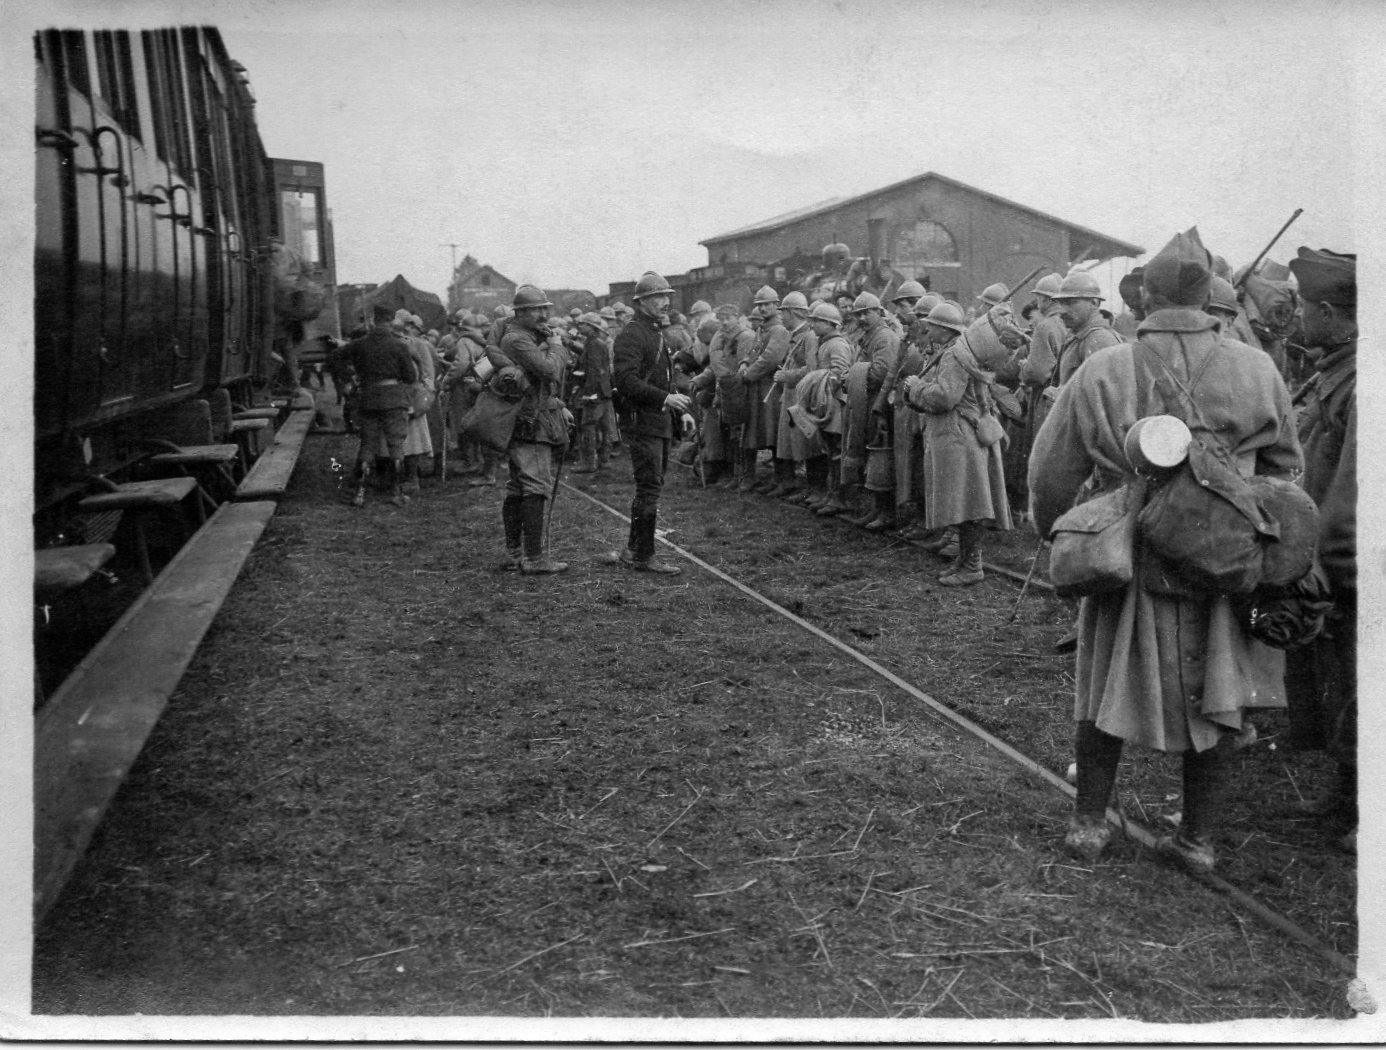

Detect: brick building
[696,171,1143,307]
[447,255,518,315]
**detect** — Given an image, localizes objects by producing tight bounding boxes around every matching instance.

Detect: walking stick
[544,433,569,553]
[438,388,449,483]
[1005,535,1048,625]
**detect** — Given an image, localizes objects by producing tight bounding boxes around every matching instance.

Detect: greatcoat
[741,319,789,450]
[906,335,1013,532]
[1029,309,1302,753]
[775,320,822,459]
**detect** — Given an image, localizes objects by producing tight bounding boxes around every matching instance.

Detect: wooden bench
[233,406,314,502]
[76,478,204,584]
[34,499,278,921]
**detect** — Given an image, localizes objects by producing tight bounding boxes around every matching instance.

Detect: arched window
[893,220,958,271]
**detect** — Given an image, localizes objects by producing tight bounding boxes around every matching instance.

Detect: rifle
[1235,208,1304,289]
[1001,265,1046,305]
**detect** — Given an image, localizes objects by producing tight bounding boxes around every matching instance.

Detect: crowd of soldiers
[328,230,1357,871]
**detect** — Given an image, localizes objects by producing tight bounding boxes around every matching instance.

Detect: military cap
[1288,247,1355,307]
[1143,228,1213,307]
[696,317,720,340]
[714,303,740,318]
[1117,268,1145,310]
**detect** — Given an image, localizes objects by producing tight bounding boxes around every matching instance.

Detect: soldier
[687,299,715,346]
[690,305,754,487]
[1284,247,1357,852]
[893,290,942,538]
[737,286,790,493]
[904,301,1012,585]
[570,312,614,474]
[610,272,694,575]
[801,302,856,515]
[847,292,902,529]
[972,281,1008,321]
[1052,270,1122,386]
[768,291,819,499]
[392,311,439,494]
[875,281,928,532]
[1029,230,1301,872]
[343,318,417,507]
[488,285,574,575]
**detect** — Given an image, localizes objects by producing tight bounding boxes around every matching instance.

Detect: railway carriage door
[35,31,105,432]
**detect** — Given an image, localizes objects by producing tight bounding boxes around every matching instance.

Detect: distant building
[447,255,518,314]
[547,289,598,314]
[693,171,1144,308]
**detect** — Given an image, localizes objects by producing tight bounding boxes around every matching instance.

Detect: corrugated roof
[700,171,1144,258]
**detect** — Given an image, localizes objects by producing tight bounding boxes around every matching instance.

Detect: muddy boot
[816,480,854,518]
[388,460,411,506]
[863,490,898,532]
[349,461,369,507]
[736,450,760,493]
[400,456,422,495]
[499,495,524,571]
[1158,746,1225,873]
[765,459,798,498]
[520,494,567,574]
[794,456,829,507]
[1064,721,1122,861]
[630,510,681,575]
[844,486,881,528]
[920,526,957,555]
[939,520,984,585]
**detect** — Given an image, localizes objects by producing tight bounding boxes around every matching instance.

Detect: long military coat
[1029,308,1302,753]
[906,335,1012,531]
[774,321,822,458]
[741,319,789,450]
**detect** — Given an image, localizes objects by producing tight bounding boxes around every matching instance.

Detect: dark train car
[34,26,281,510]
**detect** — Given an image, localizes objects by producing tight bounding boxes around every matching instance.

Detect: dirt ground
[31,392,1360,1028]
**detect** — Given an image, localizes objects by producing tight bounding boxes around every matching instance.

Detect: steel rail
[563,480,1357,980]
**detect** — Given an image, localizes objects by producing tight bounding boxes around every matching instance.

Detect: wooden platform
[34,500,278,920]
[233,408,314,501]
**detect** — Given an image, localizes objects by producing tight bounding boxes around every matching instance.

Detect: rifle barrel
[1236,208,1304,289]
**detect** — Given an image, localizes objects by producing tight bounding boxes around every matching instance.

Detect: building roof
[453,258,517,288]
[701,171,1144,259]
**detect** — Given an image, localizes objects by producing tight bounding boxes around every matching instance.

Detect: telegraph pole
[441,243,462,309]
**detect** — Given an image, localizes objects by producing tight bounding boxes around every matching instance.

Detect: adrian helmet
[1053,270,1104,301]
[779,290,810,312]
[809,301,843,326]
[851,291,883,314]
[892,279,927,303]
[925,301,968,333]
[633,271,674,299]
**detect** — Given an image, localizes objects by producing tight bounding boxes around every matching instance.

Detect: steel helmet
[822,242,851,263]
[892,279,927,302]
[409,314,423,329]
[780,290,809,312]
[753,285,780,306]
[925,301,967,333]
[392,309,412,326]
[912,292,944,316]
[1033,273,1063,299]
[512,284,554,309]
[1207,276,1239,315]
[633,271,674,299]
[577,311,606,330]
[809,301,843,326]
[851,291,882,313]
[569,307,582,319]
[1053,270,1104,301]
[599,305,618,321]
[977,282,1008,308]
[689,299,712,315]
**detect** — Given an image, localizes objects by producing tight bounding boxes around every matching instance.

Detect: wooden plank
[233,408,313,501]
[34,500,277,921]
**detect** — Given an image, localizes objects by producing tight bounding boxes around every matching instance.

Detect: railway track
[562,480,1355,982]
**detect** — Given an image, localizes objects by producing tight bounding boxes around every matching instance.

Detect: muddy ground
[32,393,1360,1028]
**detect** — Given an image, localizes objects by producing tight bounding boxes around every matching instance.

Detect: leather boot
[939,520,984,585]
[350,460,369,507]
[630,510,681,575]
[863,491,898,532]
[920,526,957,554]
[765,459,798,498]
[1064,721,1123,861]
[844,487,881,528]
[816,481,853,517]
[737,450,761,493]
[1158,746,1224,873]
[389,460,410,506]
[571,449,598,474]
[499,496,524,571]
[520,494,567,574]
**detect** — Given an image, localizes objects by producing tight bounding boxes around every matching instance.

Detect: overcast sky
[14,0,1375,303]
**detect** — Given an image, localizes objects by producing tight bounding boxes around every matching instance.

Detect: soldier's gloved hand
[664,392,693,414]
[681,413,696,437]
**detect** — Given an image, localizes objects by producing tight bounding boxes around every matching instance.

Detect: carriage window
[142,30,193,177]
[94,31,140,136]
